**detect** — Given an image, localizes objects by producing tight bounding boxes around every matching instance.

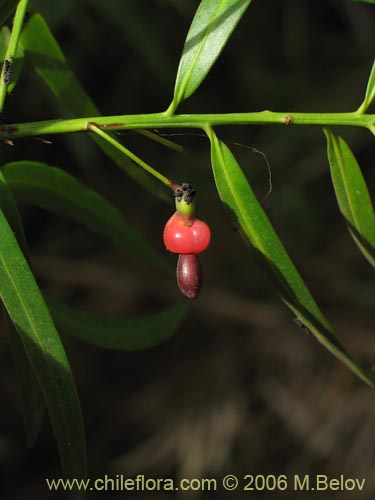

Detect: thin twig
[87,122,175,189]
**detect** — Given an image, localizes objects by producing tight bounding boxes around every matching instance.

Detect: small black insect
[173,182,195,204]
[180,182,195,204]
[173,188,184,201]
[294,317,311,335]
[3,58,13,86]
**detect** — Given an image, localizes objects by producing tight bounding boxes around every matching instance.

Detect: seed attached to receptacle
[164,182,210,299]
[176,253,203,300]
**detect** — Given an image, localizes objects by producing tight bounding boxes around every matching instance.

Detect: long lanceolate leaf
[0,171,45,447]
[19,13,168,201]
[0,178,86,490]
[324,129,375,268]
[48,300,189,351]
[168,0,252,113]
[2,161,172,276]
[207,128,374,387]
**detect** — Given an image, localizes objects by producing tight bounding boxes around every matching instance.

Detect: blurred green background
[0,1,374,498]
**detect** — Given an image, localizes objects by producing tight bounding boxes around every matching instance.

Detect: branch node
[86,121,100,131]
[284,115,293,125]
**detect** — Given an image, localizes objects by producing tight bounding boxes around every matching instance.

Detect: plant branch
[0,0,29,113]
[1,110,374,140]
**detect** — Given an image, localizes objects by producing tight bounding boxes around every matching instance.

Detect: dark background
[0,1,374,498]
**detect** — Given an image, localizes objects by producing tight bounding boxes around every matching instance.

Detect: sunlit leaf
[324,129,375,268]
[0,174,86,488]
[0,26,24,94]
[168,0,252,112]
[49,299,189,351]
[2,161,172,276]
[207,128,374,387]
[20,13,168,201]
[357,58,375,112]
[0,170,45,447]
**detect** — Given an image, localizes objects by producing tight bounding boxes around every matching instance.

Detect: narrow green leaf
[5,316,45,447]
[2,161,172,276]
[357,58,375,112]
[0,175,86,487]
[351,0,375,5]
[169,0,252,112]
[48,299,189,351]
[0,0,18,25]
[19,13,168,201]
[0,170,45,448]
[207,128,374,387]
[324,129,375,268]
[0,26,24,94]
[19,13,97,117]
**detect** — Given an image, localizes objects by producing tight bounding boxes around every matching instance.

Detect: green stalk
[88,123,174,188]
[1,110,374,140]
[0,0,29,112]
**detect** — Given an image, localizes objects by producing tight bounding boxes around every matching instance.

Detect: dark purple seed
[176,253,203,300]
